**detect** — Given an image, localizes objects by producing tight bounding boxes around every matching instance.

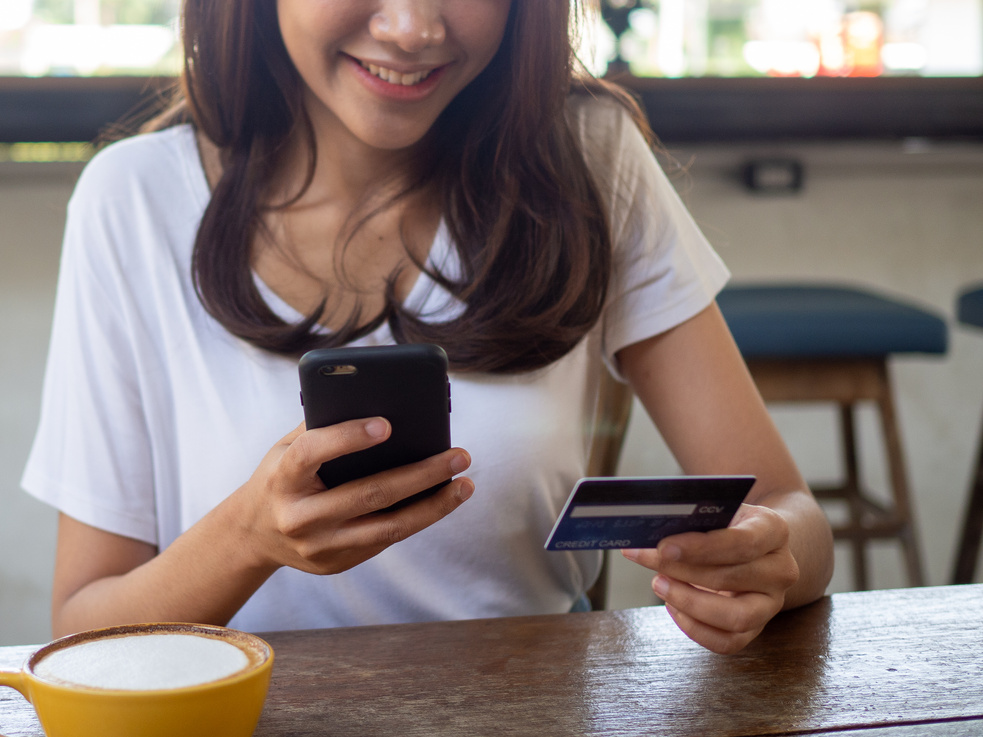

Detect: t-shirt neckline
[178,123,452,340]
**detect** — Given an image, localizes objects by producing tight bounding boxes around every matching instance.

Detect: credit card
[544,476,755,551]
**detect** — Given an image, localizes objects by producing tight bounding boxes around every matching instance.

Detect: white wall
[0,163,79,645]
[2,141,982,642]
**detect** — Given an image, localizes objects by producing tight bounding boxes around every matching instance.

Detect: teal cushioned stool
[717,283,948,590]
[952,285,983,584]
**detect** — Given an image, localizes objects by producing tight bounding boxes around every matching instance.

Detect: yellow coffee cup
[0,622,273,737]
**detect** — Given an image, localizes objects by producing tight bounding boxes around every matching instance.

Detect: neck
[274,109,427,214]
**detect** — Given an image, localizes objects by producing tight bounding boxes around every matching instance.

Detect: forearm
[53,498,278,638]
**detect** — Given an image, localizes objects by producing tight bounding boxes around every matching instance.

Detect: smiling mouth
[358,60,436,87]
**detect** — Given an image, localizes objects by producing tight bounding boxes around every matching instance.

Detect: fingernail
[456,479,475,502]
[365,418,389,439]
[450,451,470,475]
[622,549,640,561]
[652,575,670,597]
[661,544,681,562]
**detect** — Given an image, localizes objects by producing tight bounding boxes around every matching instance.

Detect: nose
[369,1,447,53]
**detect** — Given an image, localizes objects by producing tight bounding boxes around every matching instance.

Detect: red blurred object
[818,11,884,77]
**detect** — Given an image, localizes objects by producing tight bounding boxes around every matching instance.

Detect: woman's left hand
[622,503,800,654]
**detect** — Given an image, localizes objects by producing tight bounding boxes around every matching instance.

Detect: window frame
[2,74,981,145]
[0,76,174,144]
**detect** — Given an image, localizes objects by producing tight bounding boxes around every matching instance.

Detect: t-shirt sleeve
[21,148,159,546]
[572,97,730,380]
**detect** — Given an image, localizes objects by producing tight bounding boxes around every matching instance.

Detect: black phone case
[299,344,451,505]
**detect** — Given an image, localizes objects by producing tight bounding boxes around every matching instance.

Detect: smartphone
[298,343,452,508]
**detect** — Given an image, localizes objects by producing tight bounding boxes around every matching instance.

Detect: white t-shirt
[22,94,729,632]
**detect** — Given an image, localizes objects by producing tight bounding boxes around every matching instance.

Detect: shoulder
[564,87,679,239]
[565,84,651,155]
[564,87,659,193]
[79,124,198,181]
[62,124,209,278]
[70,124,206,214]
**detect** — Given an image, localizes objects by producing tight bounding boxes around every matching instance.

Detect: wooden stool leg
[838,403,869,590]
[750,358,927,590]
[952,424,983,584]
[877,372,925,587]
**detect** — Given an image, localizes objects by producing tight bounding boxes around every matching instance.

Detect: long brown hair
[158,0,650,373]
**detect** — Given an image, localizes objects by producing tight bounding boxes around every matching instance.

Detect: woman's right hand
[237,417,474,577]
[51,418,473,637]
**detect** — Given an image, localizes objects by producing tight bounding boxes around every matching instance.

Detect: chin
[359,128,433,154]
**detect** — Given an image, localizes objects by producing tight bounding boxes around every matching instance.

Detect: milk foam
[34,633,251,690]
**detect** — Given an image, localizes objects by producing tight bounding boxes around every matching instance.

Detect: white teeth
[362,62,432,86]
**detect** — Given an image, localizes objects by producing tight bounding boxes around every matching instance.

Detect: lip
[344,53,449,102]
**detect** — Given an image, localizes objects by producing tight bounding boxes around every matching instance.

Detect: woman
[23,0,833,654]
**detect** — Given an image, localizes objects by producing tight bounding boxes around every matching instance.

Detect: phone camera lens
[319,364,357,377]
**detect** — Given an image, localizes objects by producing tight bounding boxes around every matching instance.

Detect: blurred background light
[584,0,982,78]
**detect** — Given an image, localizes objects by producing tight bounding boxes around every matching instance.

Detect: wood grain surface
[2,585,981,737]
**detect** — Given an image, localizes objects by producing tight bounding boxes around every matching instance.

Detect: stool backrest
[584,369,634,610]
[586,370,634,478]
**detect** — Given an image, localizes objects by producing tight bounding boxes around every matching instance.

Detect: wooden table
[2,585,981,737]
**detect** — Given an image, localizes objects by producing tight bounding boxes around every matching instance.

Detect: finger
[300,447,472,519]
[286,475,475,573]
[620,527,759,572]
[329,475,475,558]
[278,417,392,488]
[656,505,790,568]
[662,602,761,655]
[653,574,780,649]
[276,421,308,447]
[649,550,799,598]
